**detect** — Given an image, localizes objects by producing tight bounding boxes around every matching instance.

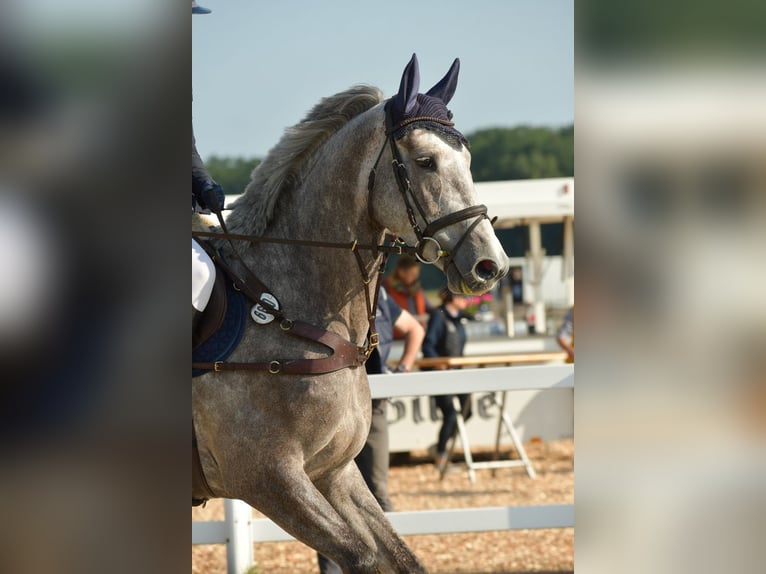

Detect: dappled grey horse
[192,54,509,573]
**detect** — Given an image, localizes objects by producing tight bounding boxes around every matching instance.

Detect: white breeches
[192,239,216,311]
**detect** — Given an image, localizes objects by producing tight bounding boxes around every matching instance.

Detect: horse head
[369,54,509,295]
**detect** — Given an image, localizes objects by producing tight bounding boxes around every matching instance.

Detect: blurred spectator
[509,266,524,304]
[358,287,424,509]
[556,306,574,363]
[526,304,537,335]
[422,289,472,470]
[383,255,433,327]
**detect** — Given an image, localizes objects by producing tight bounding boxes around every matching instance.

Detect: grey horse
[193,54,509,573]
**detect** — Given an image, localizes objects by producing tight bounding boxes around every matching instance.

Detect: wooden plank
[414,351,568,369]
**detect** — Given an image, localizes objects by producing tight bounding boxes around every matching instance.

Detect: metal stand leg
[491,391,507,477]
[440,396,476,484]
[442,391,537,482]
[467,391,537,480]
[453,396,476,484]
[498,395,537,479]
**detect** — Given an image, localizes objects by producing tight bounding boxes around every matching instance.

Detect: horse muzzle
[448,255,509,295]
[441,218,510,295]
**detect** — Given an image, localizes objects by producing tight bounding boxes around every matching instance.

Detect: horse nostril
[474,259,499,281]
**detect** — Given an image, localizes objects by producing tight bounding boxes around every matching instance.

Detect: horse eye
[415,156,436,170]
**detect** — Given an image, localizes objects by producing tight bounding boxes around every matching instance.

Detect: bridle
[192,101,493,375]
[367,101,493,269]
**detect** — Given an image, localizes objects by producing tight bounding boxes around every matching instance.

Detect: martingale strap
[192,319,368,375]
[193,203,386,375]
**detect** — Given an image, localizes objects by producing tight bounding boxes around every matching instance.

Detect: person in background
[383,255,433,326]
[509,266,524,305]
[556,306,574,363]
[191,117,223,320]
[317,286,424,574]
[191,0,225,321]
[421,289,472,470]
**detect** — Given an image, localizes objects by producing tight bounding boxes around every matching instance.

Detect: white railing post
[224,498,254,574]
[527,220,547,335]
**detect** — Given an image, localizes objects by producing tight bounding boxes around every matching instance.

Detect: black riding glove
[193,182,225,212]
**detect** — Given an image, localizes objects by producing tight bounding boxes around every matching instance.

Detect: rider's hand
[192,191,210,214]
[204,182,225,211]
[194,182,225,212]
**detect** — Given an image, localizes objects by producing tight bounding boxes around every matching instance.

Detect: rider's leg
[192,239,216,316]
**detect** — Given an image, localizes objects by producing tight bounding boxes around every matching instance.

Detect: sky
[192,0,573,159]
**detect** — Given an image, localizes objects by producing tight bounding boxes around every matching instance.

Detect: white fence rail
[369,363,573,397]
[192,364,574,574]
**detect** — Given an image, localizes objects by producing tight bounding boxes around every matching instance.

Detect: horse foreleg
[242,465,382,574]
[316,463,427,574]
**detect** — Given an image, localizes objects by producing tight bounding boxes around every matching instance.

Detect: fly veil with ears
[369,53,493,267]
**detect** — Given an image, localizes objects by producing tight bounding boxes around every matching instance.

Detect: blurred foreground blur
[576,1,766,572]
[0,2,187,573]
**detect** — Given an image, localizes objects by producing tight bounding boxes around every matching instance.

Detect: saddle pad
[192,279,247,377]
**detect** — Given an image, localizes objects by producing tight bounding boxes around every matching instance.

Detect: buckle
[415,237,444,264]
[362,333,380,360]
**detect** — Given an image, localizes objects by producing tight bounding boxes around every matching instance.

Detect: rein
[191,229,415,257]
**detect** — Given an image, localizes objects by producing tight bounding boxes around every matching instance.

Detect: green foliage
[205,155,261,196]
[202,124,573,195]
[467,125,573,182]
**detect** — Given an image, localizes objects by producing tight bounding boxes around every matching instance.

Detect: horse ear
[392,53,420,116]
[426,58,460,104]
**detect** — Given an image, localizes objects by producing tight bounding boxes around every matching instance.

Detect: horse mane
[229,84,385,236]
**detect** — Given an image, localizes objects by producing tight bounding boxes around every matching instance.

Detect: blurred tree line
[205,156,261,196]
[206,125,573,194]
[469,125,573,182]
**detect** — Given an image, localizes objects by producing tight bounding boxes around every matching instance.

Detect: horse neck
[232,114,387,343]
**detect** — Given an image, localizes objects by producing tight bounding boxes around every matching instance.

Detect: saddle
[192,241,248,377]
[192,214,228,351]
[193,265,227,351]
